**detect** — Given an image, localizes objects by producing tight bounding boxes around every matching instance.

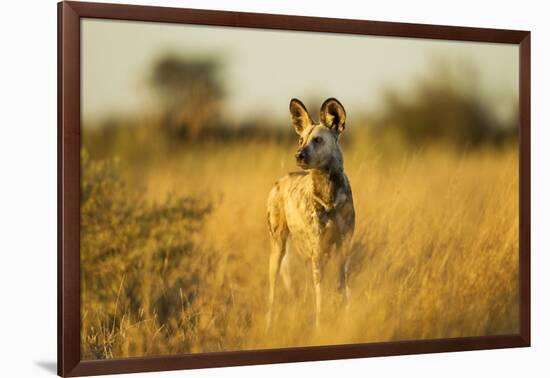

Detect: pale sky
[81,18,518,125]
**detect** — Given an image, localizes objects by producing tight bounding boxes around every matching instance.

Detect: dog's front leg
[339,253,351,305]
[337,230,354,310]
[266,238,286,331]
[311,255,322,329]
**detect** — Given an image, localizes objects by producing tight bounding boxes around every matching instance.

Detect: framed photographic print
[58,1,530,376]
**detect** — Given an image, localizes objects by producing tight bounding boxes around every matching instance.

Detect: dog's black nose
[296,150,307,162]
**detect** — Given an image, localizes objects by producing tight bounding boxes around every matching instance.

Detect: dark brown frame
[58,1,531,376]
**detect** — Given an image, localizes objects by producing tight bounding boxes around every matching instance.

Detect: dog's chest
[284,171,350,248]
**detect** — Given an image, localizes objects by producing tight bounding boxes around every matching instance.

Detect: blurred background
[82,19,518,151]
[80,19,519,359]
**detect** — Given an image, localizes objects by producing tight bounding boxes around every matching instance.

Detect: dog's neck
[309,157,346,212]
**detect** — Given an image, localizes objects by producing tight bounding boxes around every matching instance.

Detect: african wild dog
[266,98,355,329]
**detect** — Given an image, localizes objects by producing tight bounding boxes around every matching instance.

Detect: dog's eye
[313,137,322,144]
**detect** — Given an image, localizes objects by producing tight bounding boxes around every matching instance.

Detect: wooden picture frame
[58,1,530,376]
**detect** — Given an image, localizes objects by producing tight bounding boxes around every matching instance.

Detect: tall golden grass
[80,134,518,359]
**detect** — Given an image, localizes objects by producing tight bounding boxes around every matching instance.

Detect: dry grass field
[80,134,518,359]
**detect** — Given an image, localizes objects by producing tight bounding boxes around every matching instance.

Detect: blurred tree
[150,54,225,138]
[373,62,518,149]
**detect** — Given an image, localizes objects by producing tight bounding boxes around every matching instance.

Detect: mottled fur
[266,98,355,329]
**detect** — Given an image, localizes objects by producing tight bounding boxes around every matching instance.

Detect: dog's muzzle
[295,149,307,163]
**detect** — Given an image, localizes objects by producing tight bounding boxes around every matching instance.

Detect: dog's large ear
[320,98,346,134]
[289,98,312,135]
